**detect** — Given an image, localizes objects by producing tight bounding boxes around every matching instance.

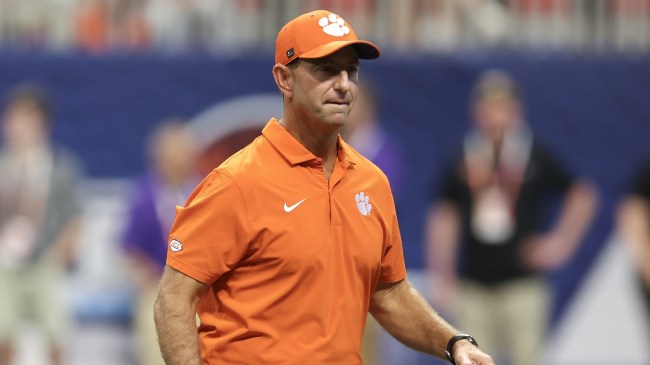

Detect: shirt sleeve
[536,146,573,193]
[437,157,465,205]
[166,170,251,284]
[378,189,407,284]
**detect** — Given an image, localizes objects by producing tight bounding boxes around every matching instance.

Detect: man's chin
[325,117,347,130]
[326,111,350,125]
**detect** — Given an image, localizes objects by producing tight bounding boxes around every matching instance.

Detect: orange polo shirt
[167,118,406,364]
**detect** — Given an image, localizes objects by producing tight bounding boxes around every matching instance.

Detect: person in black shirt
[427,70,597,365]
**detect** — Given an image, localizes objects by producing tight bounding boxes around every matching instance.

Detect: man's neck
[280,117,339,180]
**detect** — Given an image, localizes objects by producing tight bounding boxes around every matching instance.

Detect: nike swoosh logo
[284,198,307,212]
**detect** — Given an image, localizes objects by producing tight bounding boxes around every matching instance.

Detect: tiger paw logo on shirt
[355,192,371,216]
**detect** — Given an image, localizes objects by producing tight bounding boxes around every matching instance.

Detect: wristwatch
[445,334,479,365]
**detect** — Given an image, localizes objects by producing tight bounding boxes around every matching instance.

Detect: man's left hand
[452,340,495,365]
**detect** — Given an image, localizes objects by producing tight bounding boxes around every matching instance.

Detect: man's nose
[333,70,350,92]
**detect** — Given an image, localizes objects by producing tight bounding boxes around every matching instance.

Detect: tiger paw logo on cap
[319,14,350,37]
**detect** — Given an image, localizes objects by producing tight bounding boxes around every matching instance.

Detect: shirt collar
[262,118,356,167]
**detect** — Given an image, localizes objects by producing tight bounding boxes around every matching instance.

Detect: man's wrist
[445,334,478,365]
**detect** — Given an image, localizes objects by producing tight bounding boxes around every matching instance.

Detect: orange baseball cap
[275,10,381,65]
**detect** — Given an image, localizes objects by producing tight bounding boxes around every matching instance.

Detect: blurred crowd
[0,0,650,53]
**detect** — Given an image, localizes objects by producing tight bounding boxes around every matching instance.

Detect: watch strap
[445,334,478,365]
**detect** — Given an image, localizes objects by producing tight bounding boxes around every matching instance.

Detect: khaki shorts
[459,277,549,365]
[0,258,69,344]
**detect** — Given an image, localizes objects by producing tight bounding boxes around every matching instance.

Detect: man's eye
[318,65,336,73]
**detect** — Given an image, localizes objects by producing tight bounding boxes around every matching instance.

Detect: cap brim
[299,40,381,61]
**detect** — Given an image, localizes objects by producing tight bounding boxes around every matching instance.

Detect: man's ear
[273,63,293,99]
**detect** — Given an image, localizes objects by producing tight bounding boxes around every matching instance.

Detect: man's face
[154,127,197,183]
[2,102,48,150]
[289,46,360,130]
[473,94,522,142]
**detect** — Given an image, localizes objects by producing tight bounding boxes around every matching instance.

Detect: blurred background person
[0,83,82,365]
[74,0,109,53]
[121,120,199,365]
[426,70,597,365]
[112,0,150,51]
[617,159,650,332]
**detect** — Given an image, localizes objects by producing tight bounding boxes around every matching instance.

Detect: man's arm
[521,180,598,270]
[48,216,82,268]
[369,279,494,365]
[154,265,208,365]
[426,201,461,312]
[617,196,650,287]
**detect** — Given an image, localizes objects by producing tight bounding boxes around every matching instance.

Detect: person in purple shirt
[122,120,199,365]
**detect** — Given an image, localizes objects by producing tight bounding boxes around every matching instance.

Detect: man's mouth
[325,100,350,106]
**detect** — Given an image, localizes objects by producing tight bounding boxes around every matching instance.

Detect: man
[0,83,82,365]
[427,70,597,365]
[155,10,493,365]
[122,120,199,365]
